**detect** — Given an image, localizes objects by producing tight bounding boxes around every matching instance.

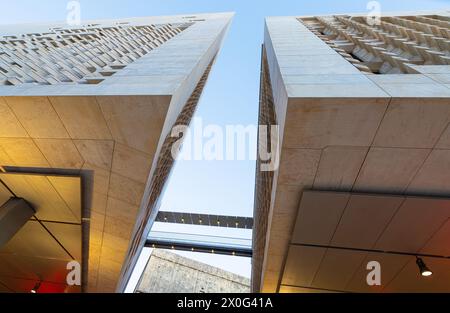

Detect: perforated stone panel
[0,22,190,85]
[299,14,450,74]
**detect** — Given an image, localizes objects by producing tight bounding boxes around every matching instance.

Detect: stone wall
[135,249,250,293]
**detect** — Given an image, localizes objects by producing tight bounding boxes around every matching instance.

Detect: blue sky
[2,0,449,284]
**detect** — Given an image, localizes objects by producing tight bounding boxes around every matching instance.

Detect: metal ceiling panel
[282,191,450,292]
[43,222,82,261]
[281,245,326,287]
[291,191,349,245]
[0,182,13,206]
[0,254,71,284]
[0,254,31,278]
[311,248,367,291]
[0,220,70,259]
[345,252,412,293]
[420,219,450,257]
[0,281,12,292]
[331,194,403,249]
[374,197,450,253]
[0,171,83,293]
[0,173,81,223]
[46,176,82,222]
[0,276,72,293]
[384,257,450,292]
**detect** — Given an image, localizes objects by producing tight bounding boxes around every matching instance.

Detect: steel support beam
[0,197,34,248]
[155,211,253,229]
[145,238,252,257]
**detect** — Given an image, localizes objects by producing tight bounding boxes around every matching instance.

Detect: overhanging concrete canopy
[254,10,450,293]
[0,12,234,292]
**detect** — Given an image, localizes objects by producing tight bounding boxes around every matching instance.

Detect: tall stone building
[0,12,233,293]
[136,249,250,293]
[254,11,450,293]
